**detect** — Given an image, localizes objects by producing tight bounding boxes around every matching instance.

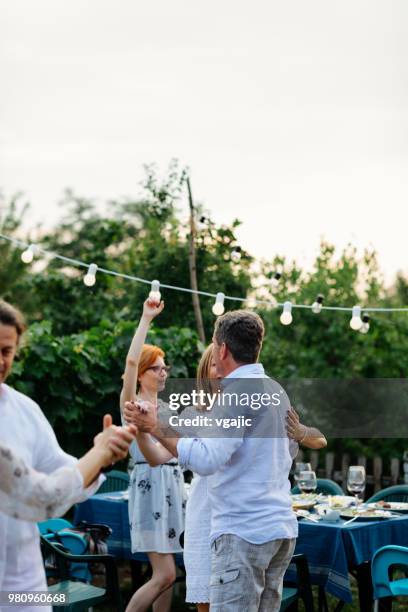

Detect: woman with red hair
[120,298,186,612]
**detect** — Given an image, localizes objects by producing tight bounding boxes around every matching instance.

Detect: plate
[292,500,316,510]
[326,495,356,509]
[340,508,396,521]
[367,501,408,514]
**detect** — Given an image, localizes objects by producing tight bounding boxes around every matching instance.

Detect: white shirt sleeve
[177,436,243,475]
[0,441,85,521]
[30,400,104,497]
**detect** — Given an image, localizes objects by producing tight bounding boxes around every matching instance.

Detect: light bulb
[196,215,207,230]
[21,244,36,264]
[149,280,161,303]
[271,272,281,287]
[280,301,293,325]
[312,294,324,314]
[84,263,98,287]
[231,247,242,263]
[359,314,370,334]
[212,292,225,316]
[350,305,363,331]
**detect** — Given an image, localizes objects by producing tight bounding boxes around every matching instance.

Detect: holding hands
[124,400,158,434]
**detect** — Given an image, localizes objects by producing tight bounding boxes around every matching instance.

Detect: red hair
[138,344,165,377]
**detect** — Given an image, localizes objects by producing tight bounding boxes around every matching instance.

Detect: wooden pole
[186,177,206,344]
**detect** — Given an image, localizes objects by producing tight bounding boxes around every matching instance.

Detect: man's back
[208,420,297,545]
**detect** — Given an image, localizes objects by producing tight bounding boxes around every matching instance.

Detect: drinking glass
[347,466,366,503]
[294,462,312,482]
[298,470,317,494]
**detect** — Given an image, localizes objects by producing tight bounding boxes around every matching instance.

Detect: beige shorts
[210,534,296,612]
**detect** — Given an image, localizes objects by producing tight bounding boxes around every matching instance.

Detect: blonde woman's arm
[120,298,164,411]
[286,407,327,450]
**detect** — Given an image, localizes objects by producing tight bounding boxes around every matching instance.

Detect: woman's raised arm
[120,298,164,411]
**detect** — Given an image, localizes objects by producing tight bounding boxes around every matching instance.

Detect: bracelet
[299,426,309,444]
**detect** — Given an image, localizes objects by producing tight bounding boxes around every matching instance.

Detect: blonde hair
[196,344,217,410]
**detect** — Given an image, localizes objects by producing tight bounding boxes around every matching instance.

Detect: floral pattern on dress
[137,478,152,494]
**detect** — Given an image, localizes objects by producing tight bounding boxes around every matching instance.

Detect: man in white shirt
[0,300,102,612]
[129,310,298,612]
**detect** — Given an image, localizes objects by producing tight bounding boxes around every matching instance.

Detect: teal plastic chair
[40,536,122,611]
[291,478,343,496]
[367,485,408,504]
[38,518,72,535]
[39,519,90,582]
[97,469,130,494]
[372,545,408,611]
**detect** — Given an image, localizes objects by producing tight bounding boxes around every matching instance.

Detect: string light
[359,314,370,334]
[271,272,281,287]
[83,263,98,287]
[312,294,324,314]
[212,292,225,316]
[149,280,161,303]
[2,233,408,327]
[196,215,208,230]
[21,244,37,264]
[231,246,242,263]
[350,305,363,331]
[280,301,293,325]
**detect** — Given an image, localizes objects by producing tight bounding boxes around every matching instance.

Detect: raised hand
[142,297,164,321]
[94,414,137,466]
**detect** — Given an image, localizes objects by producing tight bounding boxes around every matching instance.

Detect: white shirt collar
[226,363,265,379]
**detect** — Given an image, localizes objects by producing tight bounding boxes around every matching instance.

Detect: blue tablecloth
[74,492,184,566]
[75,493,408,603]
[75,492,132,559]
[286,515,408,603]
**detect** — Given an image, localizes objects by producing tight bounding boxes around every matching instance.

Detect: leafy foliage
[2,165,408,462]
[10,319,202,457]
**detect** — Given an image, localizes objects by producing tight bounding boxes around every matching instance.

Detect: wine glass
[298,470,317,495]
[294,462,312,483]
[347,466,366,503]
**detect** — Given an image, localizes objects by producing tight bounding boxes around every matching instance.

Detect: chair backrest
[98,470,130,494]
[38,518,72,535]
[372,545,408,599]
[291,478,344,496]
[42,530,91,582]
[367,485,408,504]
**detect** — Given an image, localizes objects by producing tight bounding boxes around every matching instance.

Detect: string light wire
[2,232,408,314]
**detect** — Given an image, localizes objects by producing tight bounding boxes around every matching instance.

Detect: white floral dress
[128,400,186,553]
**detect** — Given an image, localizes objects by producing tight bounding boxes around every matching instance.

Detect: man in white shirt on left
[0,300,104,612]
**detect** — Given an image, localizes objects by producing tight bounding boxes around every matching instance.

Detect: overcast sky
[1,0,407,282]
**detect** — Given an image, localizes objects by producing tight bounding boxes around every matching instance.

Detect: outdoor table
[75,493,408,611]
[286,513,408,611]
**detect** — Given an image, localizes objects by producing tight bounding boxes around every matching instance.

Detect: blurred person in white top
[0,300,133,612]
